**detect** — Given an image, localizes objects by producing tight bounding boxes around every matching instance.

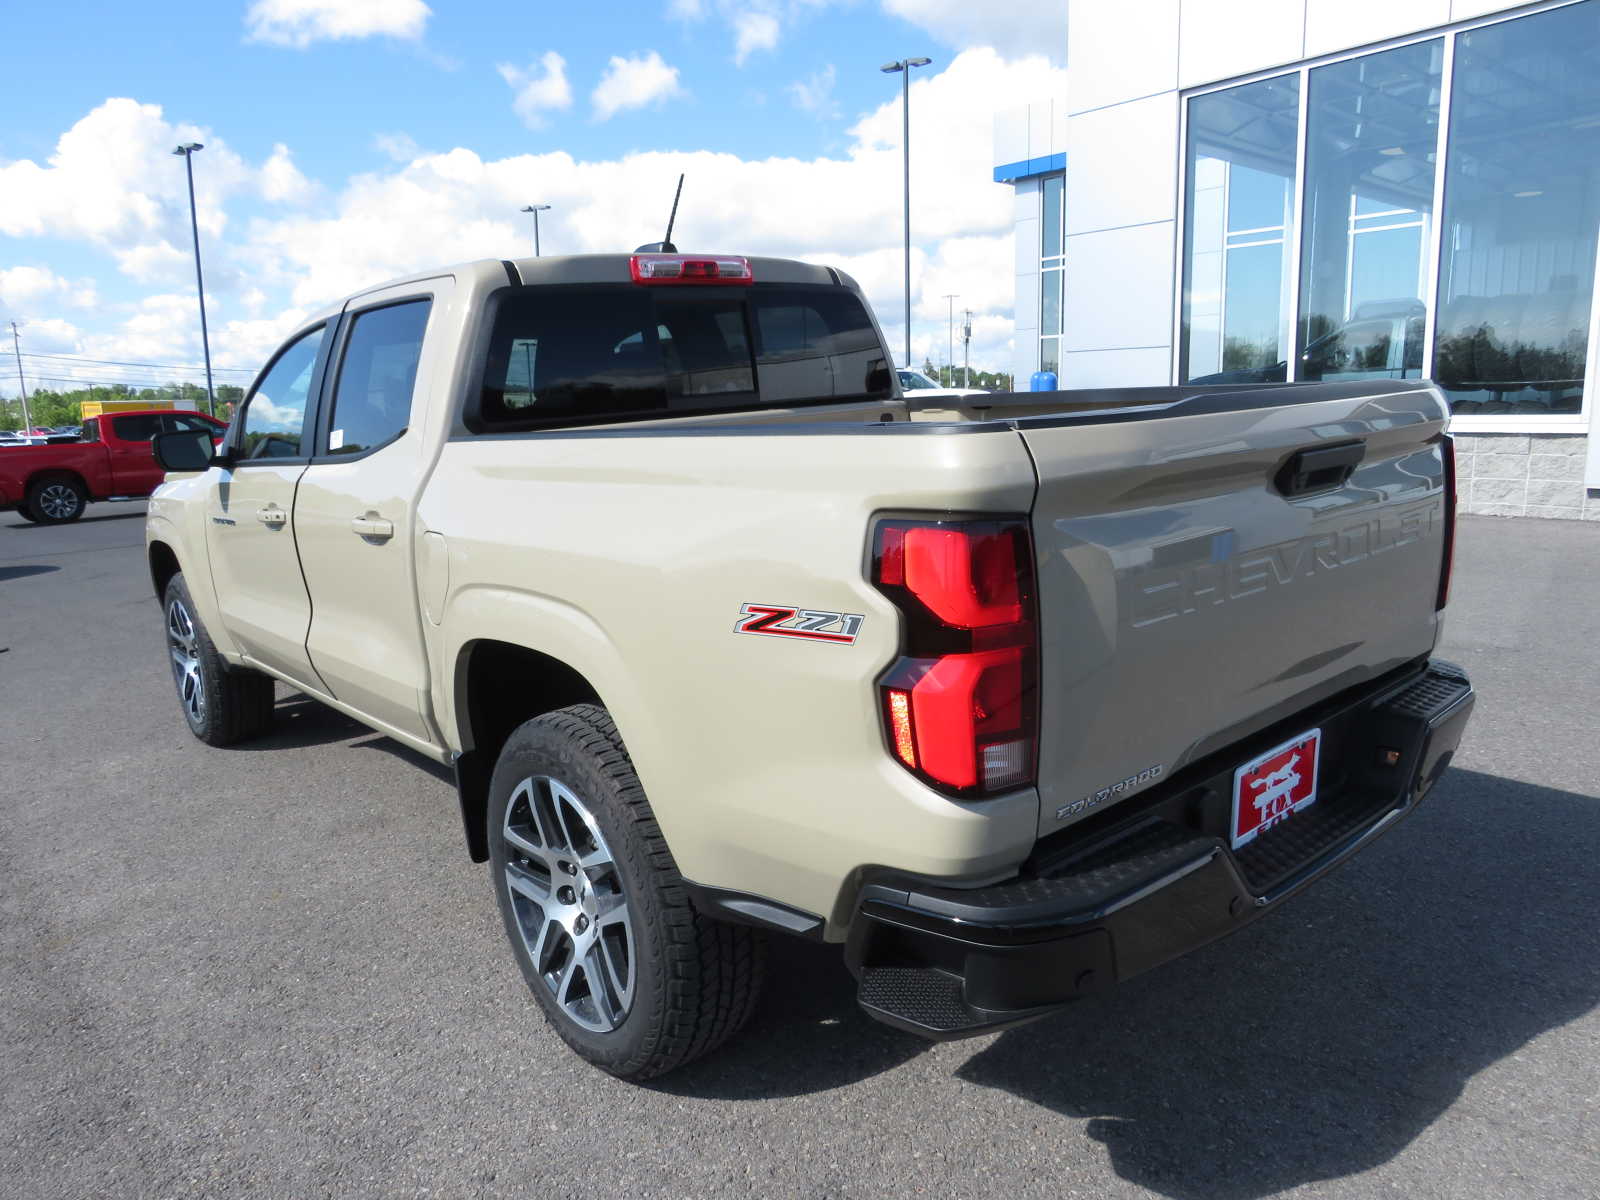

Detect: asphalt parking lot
[2,503,1597,1199]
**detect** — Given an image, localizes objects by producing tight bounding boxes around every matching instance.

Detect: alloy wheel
[166,597,205,726]
[38,484,80,520]
[501,775,636,1032]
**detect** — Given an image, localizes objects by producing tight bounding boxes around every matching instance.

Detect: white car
[895,368,988,400]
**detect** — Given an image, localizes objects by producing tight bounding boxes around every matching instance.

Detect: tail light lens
[1437,435,1456,611]
[872,518,1038,796]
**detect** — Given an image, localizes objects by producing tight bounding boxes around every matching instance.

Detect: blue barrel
[1029,370,1058,392]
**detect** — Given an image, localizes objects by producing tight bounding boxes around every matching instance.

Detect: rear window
[474,284,889,431]
[112,414,164,442]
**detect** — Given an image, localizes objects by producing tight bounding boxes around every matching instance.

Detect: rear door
[1019,381,1450,836]
[205,322,332,691]
[292,280,443,742]
[106,412,167,494]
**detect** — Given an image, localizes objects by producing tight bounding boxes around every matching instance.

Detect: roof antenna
[635,173,684,253]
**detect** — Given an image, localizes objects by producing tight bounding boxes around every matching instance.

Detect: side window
[167,414,222,435]
[326,299,431,455]
[240,325,326,460]
[111,414,164,442]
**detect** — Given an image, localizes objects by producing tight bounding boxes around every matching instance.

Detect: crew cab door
[204,322,332,691]
[291,281,443,742]
[105,412,169,495]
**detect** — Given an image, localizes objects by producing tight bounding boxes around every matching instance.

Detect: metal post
[902,66,911,369]
[522,204,552,257]
[9,320,32,433]
[943,294,957,386]
[174,144,216,417]
[963,308,972,389]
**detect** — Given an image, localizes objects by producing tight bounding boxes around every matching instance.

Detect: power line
[18,350,255,373]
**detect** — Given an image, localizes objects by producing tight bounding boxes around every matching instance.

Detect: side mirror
[153,429,219,473]
[866,360,893,394]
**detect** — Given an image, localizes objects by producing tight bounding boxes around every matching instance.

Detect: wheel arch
[452,638,606,862]
[27,468,90,497]
[149,539,182,600]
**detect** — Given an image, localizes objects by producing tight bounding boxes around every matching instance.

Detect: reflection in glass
[1181,74,1301,383]
[1298,40,1442,382]
[1434,0,1600,416]
[1042,174,1064,261]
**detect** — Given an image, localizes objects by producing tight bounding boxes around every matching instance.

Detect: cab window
[239,325,325,460]
[112,414,164,442]
[326,300,431,455]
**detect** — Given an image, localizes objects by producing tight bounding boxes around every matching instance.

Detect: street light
[881,55,932,370]
[172,142,215,417]
[520,204,551,257]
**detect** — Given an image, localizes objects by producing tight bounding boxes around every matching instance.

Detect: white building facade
[996,0,1600,519]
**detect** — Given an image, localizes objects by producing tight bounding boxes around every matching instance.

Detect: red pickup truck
[0,408,227,524]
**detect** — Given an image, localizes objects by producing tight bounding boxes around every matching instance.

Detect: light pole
[172,142,216,417]
[521,204,551,256]
[8,320,33,433]
[962,308,973,389]
[943,294,957,386]
[881,55,932,369]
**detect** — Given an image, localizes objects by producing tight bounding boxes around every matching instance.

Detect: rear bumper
[845,659,1474,1039]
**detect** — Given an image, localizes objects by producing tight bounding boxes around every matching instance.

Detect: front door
[294,284,442,742]
[106,412,168,495]
[205,322,330,691]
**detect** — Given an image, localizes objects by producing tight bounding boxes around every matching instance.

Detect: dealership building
[995,0,1600,519]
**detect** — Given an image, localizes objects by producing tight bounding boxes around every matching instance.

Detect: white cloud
[244,0,431,47]
[881,0,1065,62]
[373,132,421,163]
[498,53,574,129]
[592,52,686,122]
[732,11,780,64]
[260,143,315,204]
[0,266,97,312]
[788,64,840,119]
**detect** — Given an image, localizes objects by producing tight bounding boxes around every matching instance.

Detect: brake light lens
[629,254,754,285]
[1437,434,1456,611]
[872,518,1038,796]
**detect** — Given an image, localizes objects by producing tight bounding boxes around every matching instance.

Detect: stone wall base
[1453,433,1599,521]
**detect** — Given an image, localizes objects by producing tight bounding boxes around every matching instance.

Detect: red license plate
[1230,729,1321,849]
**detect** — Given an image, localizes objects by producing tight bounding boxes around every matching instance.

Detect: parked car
[0,408,225,522]
[895,367,989,400]
[146,252,1473,1080]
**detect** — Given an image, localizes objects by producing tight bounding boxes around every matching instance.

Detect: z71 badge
[734,603,863,646]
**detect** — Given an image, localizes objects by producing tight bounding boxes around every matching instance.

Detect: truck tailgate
[1018,381,1451,836]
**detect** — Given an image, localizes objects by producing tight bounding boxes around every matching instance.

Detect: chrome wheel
[502,775,635,1033]
[166,596,205,726]
[38,483,82,520]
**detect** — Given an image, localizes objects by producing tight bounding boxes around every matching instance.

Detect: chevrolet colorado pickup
[145,252,1475,1079]
[0,407,225,523]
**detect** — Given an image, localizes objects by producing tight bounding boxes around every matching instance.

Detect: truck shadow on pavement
[953,768,1600,1198]
[656,769,1598,1196]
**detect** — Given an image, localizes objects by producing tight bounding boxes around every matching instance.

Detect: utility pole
[9,321,32,433]
[943,294,957,387]
[962,308,973,389]
[880,56,932,369]
[172,142,216,418]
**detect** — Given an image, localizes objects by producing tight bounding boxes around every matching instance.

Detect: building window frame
[1040,171,1066,378]
[1171,0,1600,436]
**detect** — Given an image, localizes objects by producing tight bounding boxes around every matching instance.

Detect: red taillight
[872,518,1038,796]
[1437,435,1456,611]
[629,254,754,285]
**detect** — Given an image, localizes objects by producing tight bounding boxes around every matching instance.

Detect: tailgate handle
[1276,441,1365,497]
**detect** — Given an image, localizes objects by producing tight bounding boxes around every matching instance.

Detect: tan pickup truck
[146,251,1475,1079]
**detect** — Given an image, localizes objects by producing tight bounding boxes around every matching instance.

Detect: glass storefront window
[1433,0,1600,417]
[1180,74,1301,383]
[1297,40,1442,382]
[1042,174,1064,261]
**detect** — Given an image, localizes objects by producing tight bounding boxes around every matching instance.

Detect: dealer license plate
[1230,729,1321,849]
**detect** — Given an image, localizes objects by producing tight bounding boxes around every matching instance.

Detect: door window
[240,325,325,460]
[327,300,431,455]
[112,413,164,442]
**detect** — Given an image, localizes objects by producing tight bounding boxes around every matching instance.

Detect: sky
[0,0,1065,399]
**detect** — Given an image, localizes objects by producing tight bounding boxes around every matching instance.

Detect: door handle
[256,505,288,527]
[351,514,395,540]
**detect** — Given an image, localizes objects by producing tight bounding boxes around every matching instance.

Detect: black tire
[488,704,765,1079]
[162,573,275,746]
[14,507,41,523]
[26,475,87,523]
